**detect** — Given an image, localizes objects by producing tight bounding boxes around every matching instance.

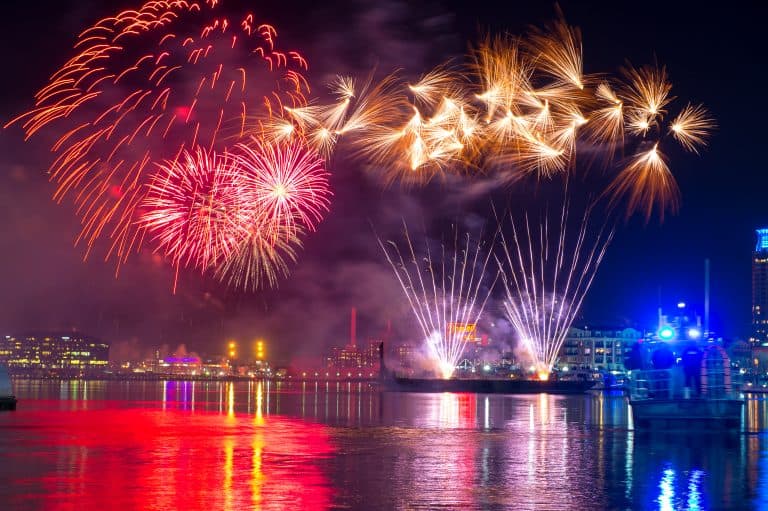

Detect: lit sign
[446,323,480,343]
[757,228,768,251]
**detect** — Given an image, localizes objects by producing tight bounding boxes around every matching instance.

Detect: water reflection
[4,381,768,509]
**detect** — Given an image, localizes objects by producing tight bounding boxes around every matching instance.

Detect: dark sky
[1,0,766,364]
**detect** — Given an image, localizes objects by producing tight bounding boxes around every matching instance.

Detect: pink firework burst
[233,137,332,240]
[139,146,248,271]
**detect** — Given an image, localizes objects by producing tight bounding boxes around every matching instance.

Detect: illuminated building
[0,332,109,374]
[560,327,642,371]
[160,356,202,375]
[394,343,413,369]
[752,228,768,345]
[363,340,381,368]
[201,359,230,377]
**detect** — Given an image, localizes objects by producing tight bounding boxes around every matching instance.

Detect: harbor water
[0,380,767,510]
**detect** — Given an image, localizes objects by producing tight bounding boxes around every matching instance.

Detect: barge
[383,375,595,394]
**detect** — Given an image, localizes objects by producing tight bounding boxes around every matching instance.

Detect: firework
[670,104,716,154]
[607,143,680,222]
[497,202,614,380]
[267,18,713,212]
[232,137,332,240]
[621,64,673,132]
[137,137,326,290]
[215,221,303,291]
[6,0,309,267]
[379,223,499,379]
[139,146,247,272]
[527,17,585,90]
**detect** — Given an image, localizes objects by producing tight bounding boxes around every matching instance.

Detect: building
[0,332,109,374]
[752,228,768,345]
[560,327,643,372]
[159,356,202,375]
[394,343,414,370]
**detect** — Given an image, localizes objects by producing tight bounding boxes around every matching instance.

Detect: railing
[630,369,674,400]
[630,365,740,401]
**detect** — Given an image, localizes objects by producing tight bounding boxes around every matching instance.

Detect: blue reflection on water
[658,467,675,511]
[656,466,706,511]
[687,469,703,510]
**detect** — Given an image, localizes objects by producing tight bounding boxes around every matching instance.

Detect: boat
[629,345,743,429]
[376,341,595,394]
[0,363,17,411]
[383,375,595,394]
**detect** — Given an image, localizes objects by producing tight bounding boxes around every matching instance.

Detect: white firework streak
[497,202,614,375]
[379,222,500,379]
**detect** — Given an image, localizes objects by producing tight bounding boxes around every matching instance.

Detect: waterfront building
[752,228,768,345]
[0,332,109,374]
[560,327,643,372]
[394,343,413,370]
[159,355,202,375]
[326,340,382,370]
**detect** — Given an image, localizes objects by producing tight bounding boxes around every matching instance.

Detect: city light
[677,302,686,309]
[687,328,702,340]
[256,340,265,360]
[658,326,676,340]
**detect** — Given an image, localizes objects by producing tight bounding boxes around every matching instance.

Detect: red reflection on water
[1,402,334,511]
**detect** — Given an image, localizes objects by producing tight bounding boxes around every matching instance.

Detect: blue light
[687,328,702,340]
[757,228,768,252]
[657,467,675,511]
[658,326,676,340]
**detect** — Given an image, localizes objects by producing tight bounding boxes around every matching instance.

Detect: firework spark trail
[378,223,499,379]
[6,0,309,269]
[214,221,303,291]
[496,201,614,379]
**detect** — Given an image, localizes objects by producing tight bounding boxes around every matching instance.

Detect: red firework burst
[6,0,309,268]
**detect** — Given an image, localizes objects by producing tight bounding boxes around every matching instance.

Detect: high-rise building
[752,228,768,345]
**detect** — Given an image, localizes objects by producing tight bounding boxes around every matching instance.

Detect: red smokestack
[350,307,357,347]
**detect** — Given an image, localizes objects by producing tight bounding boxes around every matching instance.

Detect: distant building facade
[0,332,109,374]
[560,327,643,372]
[752,228,768,345]
[326,340,381,370]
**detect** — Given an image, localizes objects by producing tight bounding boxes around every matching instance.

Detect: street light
[256,339,265,360]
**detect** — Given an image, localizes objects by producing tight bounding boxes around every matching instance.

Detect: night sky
[1,0,766,364]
